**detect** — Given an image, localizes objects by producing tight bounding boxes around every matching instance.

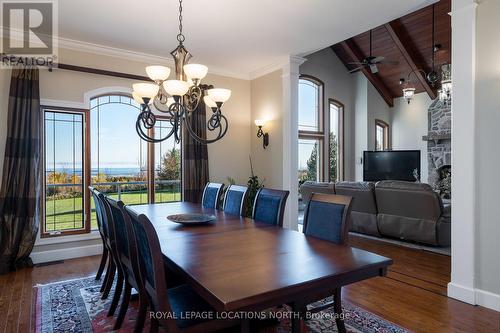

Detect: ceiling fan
[348,29,398,74]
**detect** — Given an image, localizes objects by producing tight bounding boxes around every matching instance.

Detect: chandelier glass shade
[132,0,230,144]
[438,64,452,105]
[402,87,416,104]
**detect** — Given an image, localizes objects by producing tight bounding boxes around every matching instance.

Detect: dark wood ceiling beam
[384,21,437,100]
[336,40,394,107]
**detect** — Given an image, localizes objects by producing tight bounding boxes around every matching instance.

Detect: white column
[448,0,478,304]
[282,56,306,230]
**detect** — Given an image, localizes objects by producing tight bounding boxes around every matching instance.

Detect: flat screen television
[363,150,420,182]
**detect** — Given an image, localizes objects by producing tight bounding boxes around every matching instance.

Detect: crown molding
[57,36,251,80]
[1,28,250,80]
[249,55,306,80]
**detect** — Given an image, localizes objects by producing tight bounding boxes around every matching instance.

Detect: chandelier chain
[177,0,185,43]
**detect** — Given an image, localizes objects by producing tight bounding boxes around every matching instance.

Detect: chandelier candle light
[132,0,231,144]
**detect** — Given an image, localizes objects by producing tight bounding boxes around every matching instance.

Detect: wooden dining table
[131,201,393,333]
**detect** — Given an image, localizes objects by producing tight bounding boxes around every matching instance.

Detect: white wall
[299,48,356,180]
[367,81,391,151]
[354,73,368,181]
[250,70,283,189]
[391,93,431,183]
[475,0,500,300]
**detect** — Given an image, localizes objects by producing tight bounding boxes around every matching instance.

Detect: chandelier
[131,0,231,144]
[438,64,452,106]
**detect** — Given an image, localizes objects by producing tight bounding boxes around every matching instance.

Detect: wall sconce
[254,119,269,149]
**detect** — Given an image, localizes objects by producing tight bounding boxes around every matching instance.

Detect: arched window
[375,119,390,151]
[329,99,344,182]
[90,95,181,227]
[42,94,181,237]
[298,76,324,185]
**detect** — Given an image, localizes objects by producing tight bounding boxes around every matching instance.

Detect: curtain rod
[54,63,150,81]
[1,54,151,81]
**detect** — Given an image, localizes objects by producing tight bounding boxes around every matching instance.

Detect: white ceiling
[57,0,435,78]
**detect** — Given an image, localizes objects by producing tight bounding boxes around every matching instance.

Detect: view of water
[48,167,143,177]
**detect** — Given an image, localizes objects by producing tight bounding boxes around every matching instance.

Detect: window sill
[35,230,101,246]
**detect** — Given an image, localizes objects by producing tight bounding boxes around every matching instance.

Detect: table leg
[290,302,305,333]
[334,288,346,333]
[241,319,251,333]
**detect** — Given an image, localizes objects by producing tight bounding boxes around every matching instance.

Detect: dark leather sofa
[299,180,451,246]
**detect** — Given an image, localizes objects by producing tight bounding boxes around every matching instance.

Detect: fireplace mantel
[422,133,451,142]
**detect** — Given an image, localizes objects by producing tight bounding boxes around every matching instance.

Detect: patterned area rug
[34,276,409,333]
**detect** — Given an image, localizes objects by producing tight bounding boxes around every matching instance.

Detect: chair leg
[101,260,116,300]
[134,294,148,333]
[334,287,346,333]
[100,255,112,292]
[95,245,108,280]
[114,281,131,330]
[107,269,124,317]
[149,318,159,333]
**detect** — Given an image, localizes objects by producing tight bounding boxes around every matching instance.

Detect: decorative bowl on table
[167,213,216,225]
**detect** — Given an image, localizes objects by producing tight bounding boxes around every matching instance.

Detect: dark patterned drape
[0,68,41,274]
[183,86,209,203]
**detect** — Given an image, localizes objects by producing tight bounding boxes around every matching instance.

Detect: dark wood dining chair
[223,184,249,216]
[301,193,353,333]
[89,187,116,299]
[252,188,289,227]
[88,186,108,281]
[123,206,239,333]
[201,182,224,209]
[103,196,149,331]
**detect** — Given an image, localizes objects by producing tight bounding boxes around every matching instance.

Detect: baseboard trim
[30,244,103,264]
[476,288,500,312]
[447,282,476,304]
[448,282,500,312]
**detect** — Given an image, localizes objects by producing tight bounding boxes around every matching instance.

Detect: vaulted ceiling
[332,0,451,107]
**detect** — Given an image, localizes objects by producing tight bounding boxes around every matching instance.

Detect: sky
[45,95,178,174]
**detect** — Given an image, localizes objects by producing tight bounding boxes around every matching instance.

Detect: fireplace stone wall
[423,99,452,194]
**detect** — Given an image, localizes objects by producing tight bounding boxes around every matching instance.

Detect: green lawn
[45,190,181,232]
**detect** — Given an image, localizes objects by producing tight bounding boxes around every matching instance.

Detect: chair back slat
[223,185,248,216]
[104,197,130,259]
[124,207,179,332]
[202,182,225,209]
[303,193,353,245]
[252,188,289,227]
[89,187,107,237]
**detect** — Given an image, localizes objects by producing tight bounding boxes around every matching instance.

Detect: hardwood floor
[0,236,498,333]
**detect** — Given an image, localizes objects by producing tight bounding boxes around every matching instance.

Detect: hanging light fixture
[132,0,231,144]
[400,69,426,104]
[402,87,416,104]
[439,63,452,105]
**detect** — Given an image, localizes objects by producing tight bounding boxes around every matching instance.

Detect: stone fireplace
[423,99,451,198]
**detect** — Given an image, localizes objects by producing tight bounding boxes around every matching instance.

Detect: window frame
[41,106,91,238]
[375,119,390,151]
[41,94,183,238]
[298,75,325,179]
[327,98,345,182]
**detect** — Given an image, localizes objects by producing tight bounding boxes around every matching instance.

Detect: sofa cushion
[375,180,443,221]
[335,181,377,214]
[299,181,335,206]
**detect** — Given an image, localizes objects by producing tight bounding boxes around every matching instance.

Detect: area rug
[34,276,410,333]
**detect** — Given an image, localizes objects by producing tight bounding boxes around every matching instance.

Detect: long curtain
[0,68,41,274]
[183,86,209,203]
